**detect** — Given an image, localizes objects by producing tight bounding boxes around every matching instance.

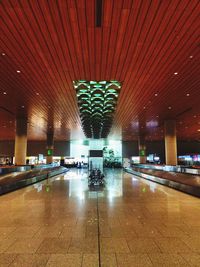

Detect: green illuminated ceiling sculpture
[74,80,121,139]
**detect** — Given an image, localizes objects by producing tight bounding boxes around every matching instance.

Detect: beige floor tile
[68,238,98,253]
[127,238,161,254]
[110,227,127,238]
[181,236,200,253]
[181,253,200,266]
[0,238,17,253]
[100,238,130,253]
[179,225,200,237]
[9,253,50,267]
[86,225,98,237]
[55,218,77,227]
[119,226,137,239]
[155,225,186,238]
[10,227,40,238]
[0,227,16,239]
[34,226,63,238]
[82,254,99,267]
[5,238,43,254]
[116,253,152,267]
[154,237,192,253]
[59,227,77,238]
[101,253,117,267]
[149,253,188,266]
[46,254,82,267]
[36,238,71,254]
[1,169,200,266]
[99,226,112,238]
[0,253,17,266]
[134,225,162,238]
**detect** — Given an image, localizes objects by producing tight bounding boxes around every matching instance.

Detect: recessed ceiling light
[189,55,193,59]
[1,53,5,56]
[36,92,39,95]
[154,93,158,96]
[16,70,21,73]
[174,72,178,75]
[143,106,146,109]
[186,93,190,96]
[197,129,200,132]
[21,105,24,108]
[3,92,7,95]
[168,106,172,109]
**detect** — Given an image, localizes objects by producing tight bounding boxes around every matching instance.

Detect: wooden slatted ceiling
[0,0,199,141]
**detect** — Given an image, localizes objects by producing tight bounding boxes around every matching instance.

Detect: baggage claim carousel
[125,164,200,198]
[0,165,68,195]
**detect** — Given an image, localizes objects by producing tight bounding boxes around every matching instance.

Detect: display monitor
[89,150,103,157]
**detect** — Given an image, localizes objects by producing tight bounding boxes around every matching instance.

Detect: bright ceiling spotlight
[74,80,121,139]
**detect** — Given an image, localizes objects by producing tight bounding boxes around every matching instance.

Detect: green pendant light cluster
[74,80,121,139]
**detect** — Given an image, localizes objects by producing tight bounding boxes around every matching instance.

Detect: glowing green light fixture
[74,80,121,139]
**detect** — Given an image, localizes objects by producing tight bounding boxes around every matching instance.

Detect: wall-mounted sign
[47,149,53,156]
[140,150,145,156]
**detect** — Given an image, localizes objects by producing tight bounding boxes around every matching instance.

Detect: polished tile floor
[0,168,200,266]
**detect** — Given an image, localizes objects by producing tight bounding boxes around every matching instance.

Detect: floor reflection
[51,168,124,201]
[1,168,200,266]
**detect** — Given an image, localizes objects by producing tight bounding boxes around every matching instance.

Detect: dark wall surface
[27,141,46,156]
[122,140,200,163]
[122,141,138,157]
[177,141,200,155]
[0,140,14,156]
[0,141,70,157]
[146,141,165,163]
[54,141,70,156]
[0,140,199,161]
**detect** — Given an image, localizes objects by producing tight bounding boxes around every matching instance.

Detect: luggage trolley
[88,168,105,187]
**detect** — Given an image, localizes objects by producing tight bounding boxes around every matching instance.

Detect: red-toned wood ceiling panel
[0,0,199,141]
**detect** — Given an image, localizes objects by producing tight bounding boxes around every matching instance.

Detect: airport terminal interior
[0,0,200,266]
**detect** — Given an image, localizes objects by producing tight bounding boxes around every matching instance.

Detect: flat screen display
[89,150,103,157]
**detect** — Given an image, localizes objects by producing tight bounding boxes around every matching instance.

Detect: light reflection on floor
[53,168,123,201]
[1,168,200,266]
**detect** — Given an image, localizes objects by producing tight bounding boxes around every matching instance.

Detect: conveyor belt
[125,167,200,197]
[0,166,68,195]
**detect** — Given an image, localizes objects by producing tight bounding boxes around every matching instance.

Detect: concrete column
[138,135,146,164]
[46,131,54,164]
[164,120,177,166]
[14,117,27,165]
